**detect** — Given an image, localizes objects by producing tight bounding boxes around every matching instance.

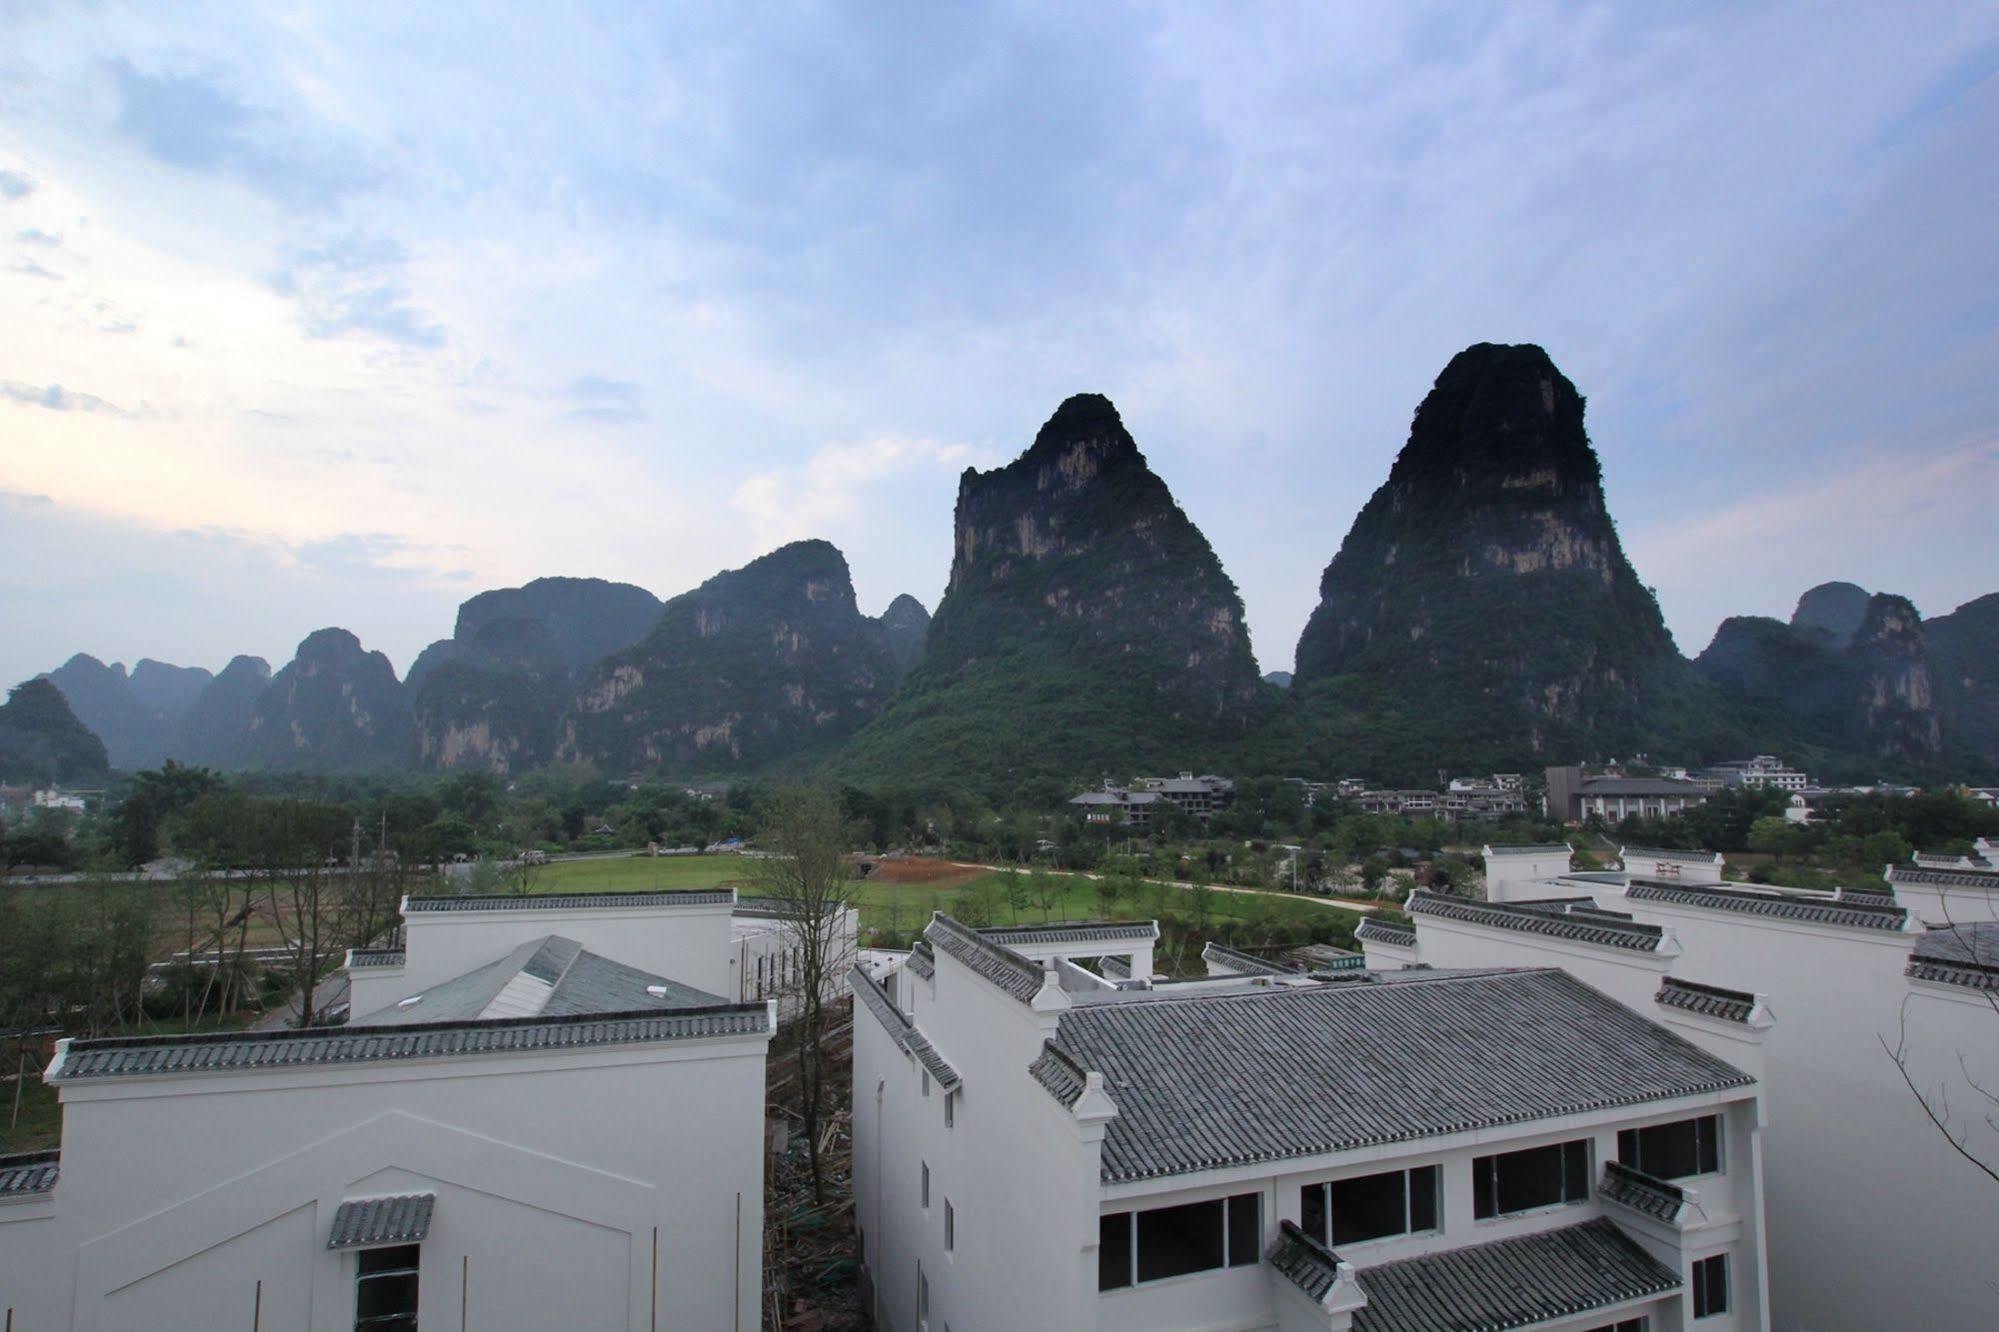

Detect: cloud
[1,380,128,414]
[14,228,60,246]
[268,233,445,348]
[106,59,374,209]
[10,259,61,280]
[731,436,977,552]
[562,374,645,423]
[0,169,31,200]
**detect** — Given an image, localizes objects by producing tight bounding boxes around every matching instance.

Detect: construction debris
[763,1000,867,1330]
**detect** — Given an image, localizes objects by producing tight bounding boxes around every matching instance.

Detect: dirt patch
[861,857,986,889]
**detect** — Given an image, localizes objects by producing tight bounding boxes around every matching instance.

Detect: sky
[2,2,1996,690]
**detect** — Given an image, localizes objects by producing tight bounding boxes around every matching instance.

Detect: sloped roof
[1350,1218,1679,1332]
[327,1193,434,1249]
[1266,1221,1344,1301]
[1407,891,1666,952]
[923,914,1044,1003]
[1201,941,1298,976]
[348,948,405,968]
[1907,923,1999,991]
[1887,865,1999,891]
[1355,918,1415,948]
[983,920,1159,948]
[1627,882,1907,932]
[1656,977,1757,1024]
[1044,968,1752,1182]
[355,935,725,1026]
[0,1149,59,1198]
[1600,1162,1688,1223]
[49,1004,769,1082]
[850,964,961,1092]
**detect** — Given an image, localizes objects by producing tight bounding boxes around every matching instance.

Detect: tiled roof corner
[1600,1161,1688,1223]
[906,937,935,980]
[1201,941,1298,976]
[1266,1220,1346,1302]
[1627,882,1908,932]
[0,1149,60,1199]
[347,948,406,969]
[1887,864,1999,891]
[1029,1040,1088,1107]
[849,964,961,1091]
[1356,918,1416,949]
[982,920,1159,947]
[1407,891,1666,952]
[1907,923,1999,991]
[403,889,735,913]
[1656,977,1759,1025]
[328,1192,435,1249]
[923,913,1043,1003]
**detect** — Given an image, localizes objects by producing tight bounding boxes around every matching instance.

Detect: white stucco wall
[2,1030,770,1331]
[392,897,736,1003]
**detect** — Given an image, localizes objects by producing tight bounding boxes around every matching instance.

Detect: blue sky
[2,2,1995,690]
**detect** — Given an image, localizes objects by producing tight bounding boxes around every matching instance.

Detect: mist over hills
[19,345,1997,792]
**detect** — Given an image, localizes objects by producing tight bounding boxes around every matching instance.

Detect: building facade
[853,913,1769,1331]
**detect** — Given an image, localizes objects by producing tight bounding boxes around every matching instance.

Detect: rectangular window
[921,1161,930,1208]
[919,1263,929,1319]
[355,1244,420,1329]
[1301,1166,1440,1246]
[1473,1140,1590,1219]
[1099,1193,1260,1290]
[945,1199,955,1251]
[1584,1321,1647,1332]
[1619,1116,1722,1180]
[1692,1254,1728,1318]
[945,1092,954,1129]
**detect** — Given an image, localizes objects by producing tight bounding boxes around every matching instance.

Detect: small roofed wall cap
[328,1192,434,1249]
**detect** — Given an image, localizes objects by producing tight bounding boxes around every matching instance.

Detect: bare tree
[746,786,859,1202]
[1881,891,1999,1185]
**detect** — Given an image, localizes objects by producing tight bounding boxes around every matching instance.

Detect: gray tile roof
[1907,923,1999,991]
[1407,891,1666,952]
[1266,1221,1343,1301]
[355,936,725,1026]
[905,937,935,980]
[1656,977,1758,1024]
[1627,882,1908,931]
[1029,1040,1088,1106]
[1044,968,1753,1182]
[850,965,961,1092]
[50,1003,770,1082]
[1355,918,1415,948]
[923,914,1044,1003]
[327,1193,435,1249]
[1350,1218,1680,1332]
[1621,846,1720,863]
[1099,954,1132,980]
[983,920,1159,947]
[1295,943,1366,974]
[1887,865,1999,891]
[348,948,405,968]
[0,1149,59,1198]
[1201,941,1298,976]
[1483,843,1573,856]
[1600,1162,1688,1223]
[403,889,734,912]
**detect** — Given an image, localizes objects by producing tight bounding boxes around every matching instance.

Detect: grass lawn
[534,854,752,893]
[0,1071,60,1154]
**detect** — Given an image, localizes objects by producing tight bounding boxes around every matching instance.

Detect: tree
[1004,867,1033,922]
[745,786,858,1203]
[1029,868,1063,921]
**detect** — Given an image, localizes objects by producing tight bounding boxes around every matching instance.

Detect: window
[1585,1321,1647,1332]
[1097,1193,1260,1291]
[945,1199,955,1251]
[944,1092,954,1129]
[1301,1166,1440,1246]
[1619,1116,1722,1180]
[921,1161,930,1208]
[1473,1140,1590,1219]
[355,1244,420,1329]
[1692,1254,1728,1318]
[918,1263,929,1321]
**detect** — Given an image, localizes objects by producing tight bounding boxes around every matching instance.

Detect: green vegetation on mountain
[831,394,1270,798]
[172,655,270,765]
[39,655,171,769]
[453,576,663,678]
[1926,592,1999,768]
[0,678,110,783]
[875,594,931,677]
[562,540,898,775]
[1284,343,1726,780]
[233,628,412,771]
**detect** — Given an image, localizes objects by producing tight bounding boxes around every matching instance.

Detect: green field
[533,854,1360,947]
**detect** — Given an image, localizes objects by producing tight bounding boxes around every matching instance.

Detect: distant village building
[0,888,777,1329]
[1704,756,1811,793]
[1365,842,1999,1330]
[1069,774,1235,828]
[853,912,1769,1330]
[1545,766,1710,823]
[1283,776,1527,821]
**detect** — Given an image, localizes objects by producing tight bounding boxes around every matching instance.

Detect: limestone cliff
[172,655,271,765]
[232,629,412,770]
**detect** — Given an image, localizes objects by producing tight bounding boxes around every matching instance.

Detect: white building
[1705,758,1810,793]
[1363,856,1999,1331]
[853,912,1769,1331]
[1,890,776,1330]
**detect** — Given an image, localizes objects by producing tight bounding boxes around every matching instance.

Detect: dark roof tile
[328,1193,434,1249]
[1408,891,1666,952]
[1627,882,1906,931]
[1656,977,1758,1024]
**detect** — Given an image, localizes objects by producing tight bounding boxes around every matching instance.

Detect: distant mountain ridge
[0,679,109,784]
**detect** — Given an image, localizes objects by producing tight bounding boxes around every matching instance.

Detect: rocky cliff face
[233,629,411,770]
[172,655,271,765]
[835,393,1266,792]
[876,594,931,677]
[1289,343,1694,773]
[409,576,664,773]
[560,540,897,774]
[1927,593,1999,769]
[1694,585,1944,764]
[0,679,109,783]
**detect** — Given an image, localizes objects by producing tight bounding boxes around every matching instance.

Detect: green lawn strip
[532,854,751,893]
